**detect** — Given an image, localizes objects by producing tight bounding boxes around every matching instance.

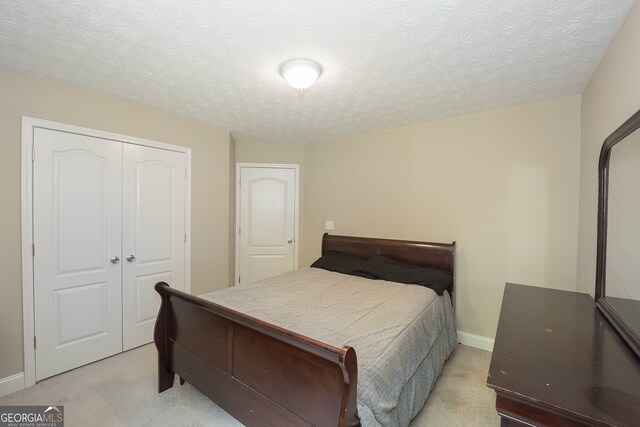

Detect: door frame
[235,163,300,286]
[21,116,192,388]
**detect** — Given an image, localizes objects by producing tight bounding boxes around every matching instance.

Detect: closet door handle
[126,255,136,262]
[110,256,120,264]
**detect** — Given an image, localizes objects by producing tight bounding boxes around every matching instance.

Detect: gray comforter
[201,267,457,427]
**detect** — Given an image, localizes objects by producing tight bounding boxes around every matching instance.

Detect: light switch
[325,220,334,231]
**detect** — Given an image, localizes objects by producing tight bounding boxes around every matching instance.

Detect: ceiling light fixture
[281,59,322,90]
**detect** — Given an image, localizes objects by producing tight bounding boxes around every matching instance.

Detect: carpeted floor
[0,344,499,426]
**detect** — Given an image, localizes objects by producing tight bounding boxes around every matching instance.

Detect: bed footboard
[154,282,360,427]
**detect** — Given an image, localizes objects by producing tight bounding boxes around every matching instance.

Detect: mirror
[596,109,640,359]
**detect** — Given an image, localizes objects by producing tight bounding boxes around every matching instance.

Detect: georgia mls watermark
[0,405,63,427]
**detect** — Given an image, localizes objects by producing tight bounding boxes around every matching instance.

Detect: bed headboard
[321,233,456,297]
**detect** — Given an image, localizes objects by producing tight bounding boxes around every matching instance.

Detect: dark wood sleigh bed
[154,233,455,426]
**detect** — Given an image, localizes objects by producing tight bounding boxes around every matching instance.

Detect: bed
[154,233,457,426]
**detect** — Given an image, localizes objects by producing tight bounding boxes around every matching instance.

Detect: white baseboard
[0,372,25,398]
[457,330,494,352]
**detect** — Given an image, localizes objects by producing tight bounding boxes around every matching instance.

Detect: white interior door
[122,144,186,350]
[238,165,298,284]
[33,128,123,381]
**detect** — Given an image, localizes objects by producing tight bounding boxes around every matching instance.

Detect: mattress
[200,267,457,427]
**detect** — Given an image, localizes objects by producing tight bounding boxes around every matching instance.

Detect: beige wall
[577,0,640,295]
[0,68,232,379]
[235,142,306,166]
[303,97,582,339]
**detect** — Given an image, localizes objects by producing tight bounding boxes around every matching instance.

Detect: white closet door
[122,144,186,350]
[238,166,297,284]
[33,128,123,381]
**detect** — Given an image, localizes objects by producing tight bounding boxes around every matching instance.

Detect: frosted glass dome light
[281,59,322,89]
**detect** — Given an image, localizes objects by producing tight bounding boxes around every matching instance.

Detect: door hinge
[238,227,241,235]
[184,233,187,243]
[32,243,35,257]
[238,276,241,284]
[32,148,35,161]
[34,336,37,349]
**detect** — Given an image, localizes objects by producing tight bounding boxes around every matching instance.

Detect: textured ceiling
[0,0,634,144]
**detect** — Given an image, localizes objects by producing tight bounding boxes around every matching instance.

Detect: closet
[31,126,187,381]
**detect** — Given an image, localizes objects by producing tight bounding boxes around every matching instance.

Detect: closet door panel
[122,144,186,350]
[33,128,123,381]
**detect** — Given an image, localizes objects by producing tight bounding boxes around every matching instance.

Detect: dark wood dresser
[487,283,640,426]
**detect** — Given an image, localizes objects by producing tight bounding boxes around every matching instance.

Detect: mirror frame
[595,108,640,360]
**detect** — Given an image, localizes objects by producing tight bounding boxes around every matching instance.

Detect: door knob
[126,255,136,262]
[287,239,293,244]
[110,256,120,264]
